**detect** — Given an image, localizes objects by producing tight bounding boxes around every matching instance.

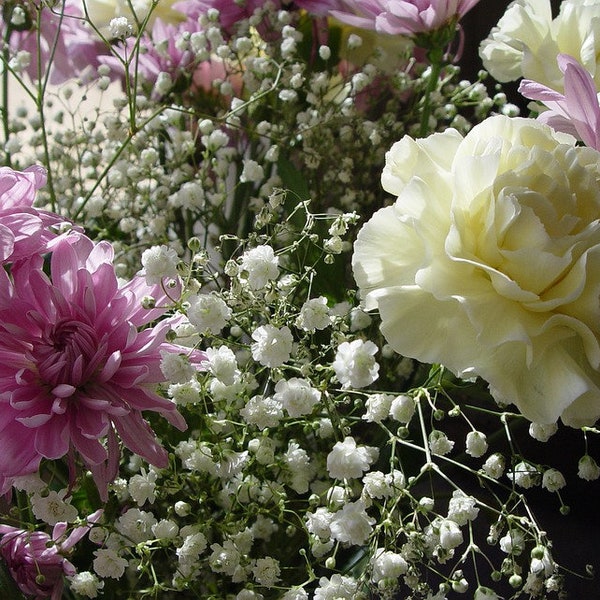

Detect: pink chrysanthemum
[330,0,480,36]
[0,166,73,264]
[0,233,201,499]
[0,510,102,600]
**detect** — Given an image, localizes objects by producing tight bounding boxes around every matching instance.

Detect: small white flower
[240,395,283,430]
[281,588,309,600]
[31,489,78,525]
[240,245,279,289]
[428,430,454,456]
[499,529,525,555]
[252,557,280,587]
[274,377,320,417]
[177,532,208,565]
[578,454,600,481]
[314,574,358,600]
[240,159,264,184]
[529,422,558,442]
[187,293,232,334]
[542,468,566,492]
[438,518,463,550]
[168,379,202,406]
[93,548,128,579]
[332,339,379,389]
[203,346,239,385]
[305,507,334,540]
[160,351,196,384]
[141,245,179,285]
[474,586,499,600]
[371,548,408,583]
[508,461,540,489]
[128,469,158,506]
[389,394,415,423]
[251,324,293,368]
[296,296,331,331]
[326,436,378,480]
[68,571,104,598]
[363,393,394,423]
[465,431,488,458]
[447,490,479,526]
[152,519,179,540]
[482,453,506,479]
[329,500,375,546]
[108,17,132,39]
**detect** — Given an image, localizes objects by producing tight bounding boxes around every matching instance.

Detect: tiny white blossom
[578,455,600,481]
[465,431,488,458]
[499,529,525,555]
[474,586,499,600]
[371,548,408,583]
[363,393,394,423]
[542,468,566,492]
[296,296,331,331]
[251,324,293,367]
[314,574,358,600]
[389,394,415,423]
[428,430,454,456]
[332,339,379,389]
[68,571,104,598]
[508,461,540,489]
[252,557,280,587]
[168,378,202,406]
[141,245,179,285]
[447,490,479,526]
[240,159,264,184]
[482,453,505,479]
[31,490,78,525]
[438,518,463,550]
[160,351,196,383]
[128,469,158,506]
[529,422,558,442]
[274,377,320,417]
[203,345,239,385]
[240,245,279,289]
[326,436,378,480]
[187,293,232,334]
[93,548,128,579]
[109,17,132,39]
[240,395,284,430]
[330,499,375,545]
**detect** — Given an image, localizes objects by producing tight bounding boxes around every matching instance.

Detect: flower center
[35,318,101,388]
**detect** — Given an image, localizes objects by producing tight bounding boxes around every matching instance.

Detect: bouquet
[0,1,599,598]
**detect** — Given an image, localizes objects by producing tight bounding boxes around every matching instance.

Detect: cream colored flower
[353,115,600,427]
[479,0,600,90]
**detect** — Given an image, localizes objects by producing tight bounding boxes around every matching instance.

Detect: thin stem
[419,46,444,137]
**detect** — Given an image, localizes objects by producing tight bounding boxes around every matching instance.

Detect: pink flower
[330,0,480,36]
[0,166,73,264]
[0,510,102,600]
[0,233,202,500]
[519,54,600,151]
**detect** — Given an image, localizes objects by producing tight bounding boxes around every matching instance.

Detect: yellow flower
[353,115,600,427]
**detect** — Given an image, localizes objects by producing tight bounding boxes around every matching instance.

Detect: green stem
[1,23,13,167]
[419,46,444,137]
